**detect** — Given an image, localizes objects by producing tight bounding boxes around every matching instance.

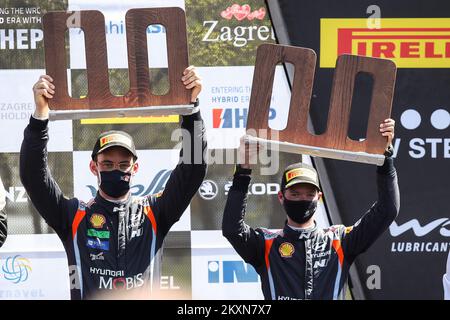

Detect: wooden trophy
[43,7,194,120]
[245,43,397,165]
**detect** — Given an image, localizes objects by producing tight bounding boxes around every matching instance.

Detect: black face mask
[282,198,318,224]
[99,170,132,198]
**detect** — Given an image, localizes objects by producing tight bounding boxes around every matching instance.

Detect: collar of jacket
[95,192,131,212]
[283,222,318,241]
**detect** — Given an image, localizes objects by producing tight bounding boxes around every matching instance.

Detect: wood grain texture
[246,44,397,155]
[247,43,316,142]
[43,7,190,113]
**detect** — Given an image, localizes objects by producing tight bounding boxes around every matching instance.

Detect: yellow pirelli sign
[321,18,450,68]
[80,115,179,125]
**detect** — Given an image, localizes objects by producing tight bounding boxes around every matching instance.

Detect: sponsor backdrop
[0,0,333,299]
[277,0,450,299]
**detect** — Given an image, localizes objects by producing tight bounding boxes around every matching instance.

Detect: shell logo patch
[279,242,295,258]
[90,214,106,229]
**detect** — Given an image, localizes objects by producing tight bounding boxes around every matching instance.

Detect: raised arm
[342,119,400,261]
[222,137,266,267]
[152,67,208,237]
[19,75,76,237]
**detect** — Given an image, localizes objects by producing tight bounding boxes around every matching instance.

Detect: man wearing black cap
[222,120,399,300]
[20,66,206,299]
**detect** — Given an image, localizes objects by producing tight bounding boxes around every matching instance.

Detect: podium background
[0,0,448,299]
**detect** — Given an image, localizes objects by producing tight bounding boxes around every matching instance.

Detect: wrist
[33,110,49,120]
[190,98,200,113]
[234,164,252,175]
[384,144,394,158]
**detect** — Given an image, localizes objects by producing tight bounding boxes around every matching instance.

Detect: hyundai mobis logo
[389,218,450,253]
[89,268,144,290]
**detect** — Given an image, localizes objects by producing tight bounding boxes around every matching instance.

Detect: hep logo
[1,255,32,284]
[212,108,276,128]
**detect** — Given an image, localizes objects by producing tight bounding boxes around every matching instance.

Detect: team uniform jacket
[20,111,207,299]
[0,177,6,247]
[222,158,399,300]
[444,251,450,300]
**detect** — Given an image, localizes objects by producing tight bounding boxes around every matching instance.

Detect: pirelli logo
[285,168,316,183]
[321,18,450,68]
[100,134,132,148]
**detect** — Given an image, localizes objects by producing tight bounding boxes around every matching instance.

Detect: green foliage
[186,0,275,66]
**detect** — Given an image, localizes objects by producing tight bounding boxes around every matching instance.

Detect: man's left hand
[182,66,202,103]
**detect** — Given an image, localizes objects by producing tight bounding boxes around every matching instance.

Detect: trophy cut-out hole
[267,62,293,131]
[65,28,88,99]
[108,27,130,97]
[348,71,374,142]
[147,24,169,96]
[108,69,130,97]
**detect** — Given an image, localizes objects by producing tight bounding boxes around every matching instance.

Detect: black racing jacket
[222,158,399,300]
[20,111,207,300]
[0,177,6,247]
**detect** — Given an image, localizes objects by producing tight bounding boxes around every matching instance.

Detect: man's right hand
[237,135,261,169]
[32,75,54,119]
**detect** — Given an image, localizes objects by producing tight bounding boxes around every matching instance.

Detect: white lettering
[30,29,43,49]
[5,187,28,203]
[99,276,112,289]
[391,241,450,252]
[233,26,247,47]
[257,25,270,41]
[0,29,43,50]
[409,138,425,158]
[408,138,450,159]
[202,21,219,42]
[202,20,276,48]
[427,138,441,158]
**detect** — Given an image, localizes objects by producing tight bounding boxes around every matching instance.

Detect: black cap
[91,130,137,160]
[280,162,320,191]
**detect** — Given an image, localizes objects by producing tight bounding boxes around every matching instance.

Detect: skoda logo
[199,180,218,200]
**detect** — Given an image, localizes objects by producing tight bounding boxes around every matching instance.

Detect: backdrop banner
[276,0,450,299]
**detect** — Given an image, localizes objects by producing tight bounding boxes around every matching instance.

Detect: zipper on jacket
[304,239,313,300]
